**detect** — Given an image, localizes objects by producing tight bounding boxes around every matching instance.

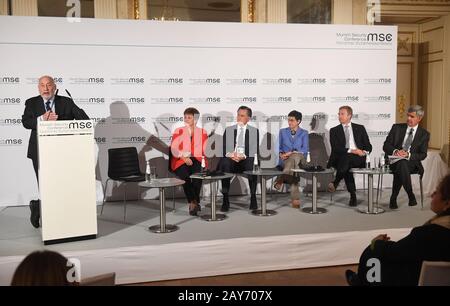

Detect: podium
[37,120,97,245]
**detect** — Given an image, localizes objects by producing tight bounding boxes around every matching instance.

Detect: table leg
[252,176,277,216]
[358,174,384,215]
[149,187,179,233]
[302,173,327,214]
[201,180,227,221]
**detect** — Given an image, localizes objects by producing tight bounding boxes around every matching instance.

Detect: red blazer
[170,126,208,171]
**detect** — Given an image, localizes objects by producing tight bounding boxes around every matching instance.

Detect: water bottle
[253,153,259,172]
[201,156,206,174]
[380,153,385,170]
[366,152,370,169]
[306,151,311,164]
[145,160,151,182]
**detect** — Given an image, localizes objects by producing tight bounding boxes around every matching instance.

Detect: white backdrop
[0,16,397,206]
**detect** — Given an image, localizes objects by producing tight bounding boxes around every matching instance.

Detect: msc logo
[0,98,21,104]
[91,117,106,124]
[269,115,288,121]
[129,78,144,84]
[53,77,63,84]
[89,98,105,104]
[313,113,326,120]
[206,116,221,122]
[346,78,359,83]
[206,97,221,103]
[69,121,93,129]
[88,78,104,83]
[242,78,257,84]
[278,78,292,84]
[206,78,220,84]
[129,117,145,123]
[2,118,22,125]
[168,78,183,84]
[1,138,23,145]
[129,97,145,103]
[278,97,292,102]
[378,96,391,101]
[378,114,391,119]
[378,78,391,84]
[367,33,392,42]
[130,136,146,142]
[95,137,107,143]
[168,97,183,103]
[345,96,359,102]
[312,97,326,102]
[369,131,389,137]
[169,116,183,122]
[242,97,256,103]
[1,77,20,83]
[313,78,326,84]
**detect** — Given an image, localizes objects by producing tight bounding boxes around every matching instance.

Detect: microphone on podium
[65,89,89,120]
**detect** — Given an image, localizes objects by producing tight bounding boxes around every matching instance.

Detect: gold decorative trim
[248,0,255,23]
[133,0,140,19]
[398,31,416,57]
[397,62,415,119]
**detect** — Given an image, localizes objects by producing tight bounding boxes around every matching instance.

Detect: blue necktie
[45,101,51,112]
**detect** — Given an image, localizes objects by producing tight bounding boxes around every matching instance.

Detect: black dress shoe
[389,198,398,209]
[345,269,361,286]
[408,194,417,206]
[349,194,357,207]
[408,200,417,207]
[29,200,40,228]
[189,204,201,216]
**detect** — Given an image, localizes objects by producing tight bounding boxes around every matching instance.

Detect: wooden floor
[129,264,358,286]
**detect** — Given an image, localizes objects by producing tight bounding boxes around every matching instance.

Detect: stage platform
[0,189,433,285]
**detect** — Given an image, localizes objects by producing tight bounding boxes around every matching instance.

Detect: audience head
[431,174,450,215]
[183,107,200,126]
[406,105,424,128]
[237,106,252,126]
[338,106,353,125]
[287,110,302,130]
[11,250,77,286]
[38,75,57,101]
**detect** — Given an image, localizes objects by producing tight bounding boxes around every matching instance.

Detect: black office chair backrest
[108,147,141,179]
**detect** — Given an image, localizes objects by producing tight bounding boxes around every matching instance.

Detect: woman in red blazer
[170,107,208,216]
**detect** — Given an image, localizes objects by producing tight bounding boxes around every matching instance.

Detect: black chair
[101,147,145,220]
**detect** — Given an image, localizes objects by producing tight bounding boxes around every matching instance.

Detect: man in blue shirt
[274,111,309,208]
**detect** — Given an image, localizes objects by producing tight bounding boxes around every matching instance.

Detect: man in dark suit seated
[22,75,89,228]
[218,106,260,212]
[327,106,372,207]
[383,105,430,209]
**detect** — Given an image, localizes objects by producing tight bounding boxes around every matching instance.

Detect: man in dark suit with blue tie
[383,105,430,209]
[327,106,372,206]
[22,75,88,228]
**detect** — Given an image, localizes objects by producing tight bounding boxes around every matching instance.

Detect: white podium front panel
[38,120,97,244]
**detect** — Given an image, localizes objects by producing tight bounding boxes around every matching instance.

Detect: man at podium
[22,75,89,228]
